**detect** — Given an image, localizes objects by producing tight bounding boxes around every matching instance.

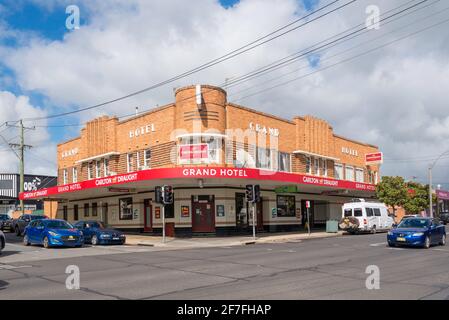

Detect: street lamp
[429,150,449,218]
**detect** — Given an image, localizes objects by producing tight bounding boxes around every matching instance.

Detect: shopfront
[19,84,381,236]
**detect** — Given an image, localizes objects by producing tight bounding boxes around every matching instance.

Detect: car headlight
[388,231,393,236]
[412,232,424,236]
[48,231,59,237]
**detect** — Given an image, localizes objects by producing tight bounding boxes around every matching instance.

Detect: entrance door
[192,195,215,233]
[235,193,248,230]
[143,199,152,232]
[102,203,108,227]
[256,198,264,231]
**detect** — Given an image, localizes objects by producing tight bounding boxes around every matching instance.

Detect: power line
[17,0,355,122]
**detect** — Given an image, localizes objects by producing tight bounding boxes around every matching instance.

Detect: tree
[376,176,407,214]
[403,182,429,214]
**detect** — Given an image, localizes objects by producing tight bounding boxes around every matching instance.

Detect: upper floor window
[178,136,221,165]
[322,159,328,177]
[72,167,78,183]
[87,162,94,180]
[355,168,364,182]
[127,153,135,173]
[256,147,271,170]
[345,166,354,181]
[104,158,110,176]
[279,152,291,172]
[144,149,151,168]
[95,160,101,178]
[313,158,320,176]
[334,163,343,180]
[63,169,68,185]
[305,156,312,174]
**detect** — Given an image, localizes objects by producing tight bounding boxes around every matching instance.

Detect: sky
[0,0,449,189]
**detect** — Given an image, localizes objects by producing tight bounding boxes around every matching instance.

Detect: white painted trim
[293,149,340,161]
[75,151,120,164]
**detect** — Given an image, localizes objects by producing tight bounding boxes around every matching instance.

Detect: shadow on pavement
[0,250,21,257]
[0,280,9,291]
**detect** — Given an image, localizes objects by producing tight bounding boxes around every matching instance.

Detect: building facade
[20,85,382,236]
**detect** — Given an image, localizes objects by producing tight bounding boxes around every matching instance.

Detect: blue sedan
[73,221,126,245]
[387,217,446,249]
[23,219,84,248]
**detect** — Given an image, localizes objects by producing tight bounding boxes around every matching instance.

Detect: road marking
[0,264,32,270]
[432,248,449,252]
[386,247,404,250]
[370,242,387,247]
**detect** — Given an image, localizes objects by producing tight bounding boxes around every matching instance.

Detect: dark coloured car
[387,217,446,249]
[0,214,13,232]
[0,230,5,253]
[23,219,84,248]
[440,212,449,225]
[12,214,48,236]
[73,221,126,245]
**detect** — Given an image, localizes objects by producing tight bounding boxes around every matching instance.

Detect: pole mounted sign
[365,152,383,165]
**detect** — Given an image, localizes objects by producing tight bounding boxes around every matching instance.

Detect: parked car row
[0,213,13,232]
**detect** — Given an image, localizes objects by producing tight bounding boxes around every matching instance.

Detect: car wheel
[371,226,377,234]
[15,226,21,236]
[43,236,50,249]
[23,234,30,246]
[388,241,395,247]
[91,235,98,246]
[423,236,431,249]
[440,234,446,246]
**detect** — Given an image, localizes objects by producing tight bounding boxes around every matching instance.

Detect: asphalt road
[1,231,449,300]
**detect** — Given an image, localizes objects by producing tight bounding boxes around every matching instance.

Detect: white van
[339,199,394,234]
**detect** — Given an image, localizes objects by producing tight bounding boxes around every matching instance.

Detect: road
[1,231,449,300]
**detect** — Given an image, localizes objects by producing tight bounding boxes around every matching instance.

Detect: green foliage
[376,176,407,213]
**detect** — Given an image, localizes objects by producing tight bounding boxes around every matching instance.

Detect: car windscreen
[44,220,73,229]
[31,215,47,220]
[398,219,430,229]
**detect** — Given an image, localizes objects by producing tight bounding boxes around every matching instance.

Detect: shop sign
[436,190,449,200]
[216,205,225,217]
[249,122,279,137]
[179,144,208,161]
[181,206,190,218]
[365,152,383,165]
[341,147,358,157]
[129,123,155,138]
[155,207,161,219]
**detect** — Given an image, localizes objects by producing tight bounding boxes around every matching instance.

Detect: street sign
[305,201,311,208]
[365,152,383,165]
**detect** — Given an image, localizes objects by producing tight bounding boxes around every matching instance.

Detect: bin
[326,220,339,233]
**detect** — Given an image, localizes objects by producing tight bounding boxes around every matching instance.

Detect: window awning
[293,149,340,161]
[75,151,120,164]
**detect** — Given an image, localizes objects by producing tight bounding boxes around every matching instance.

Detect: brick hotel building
[20,85,381,236]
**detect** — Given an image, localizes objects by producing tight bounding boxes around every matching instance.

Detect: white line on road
[370,242,387,247]
[0,264,32,270]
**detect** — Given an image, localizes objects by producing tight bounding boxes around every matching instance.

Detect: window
[314,158,320,175]
[305,156,312,174]
[207,138,220,164]
[279,152,291,172]
[355,168,364,182]
[63,169,68,184]
[354,208,363,217]
[344,208,352,217]
[178,136,221,164]
[127,153,135,173]
[144,149,151,168]
[276,195,296,217]
[74,205,79,220]
[256,147,271,170]
[366,208,374,217]
[322,159,328,177]
[104,158,110,176]
[334,163,343,180]
[87,162,94,180]
[345,166,354,181]
[72,167,78,183]
[119,197,133,220]
[92,202,98,217]
[63,206,68,221]
[95,160,101,178]
[84,203,89,217]
[373,208,381,217]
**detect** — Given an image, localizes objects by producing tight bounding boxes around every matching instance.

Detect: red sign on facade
[179,144,208,161]
[436,190,449,200]
[365,152,383,164]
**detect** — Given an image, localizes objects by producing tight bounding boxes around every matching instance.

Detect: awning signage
[436,190,449,200]
[19,167,376,200]
[179,144,208,161]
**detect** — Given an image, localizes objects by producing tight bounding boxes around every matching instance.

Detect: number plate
[113,237,120,240]
[397,237,406,242]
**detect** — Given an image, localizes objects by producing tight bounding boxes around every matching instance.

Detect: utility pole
[7,120,35,214]
[428,150,449,218]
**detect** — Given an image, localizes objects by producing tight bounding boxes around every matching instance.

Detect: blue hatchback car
[73,221,126,245]
[387,217,446,249]
[23,219,84,248]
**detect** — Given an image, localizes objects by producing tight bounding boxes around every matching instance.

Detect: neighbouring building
[1,173,57,217]
[19,85,382,236]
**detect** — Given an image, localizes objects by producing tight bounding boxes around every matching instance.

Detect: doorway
[192,195,215,233]
[256,198,264,231]
[143,199,152,232]
[102,203,108,227]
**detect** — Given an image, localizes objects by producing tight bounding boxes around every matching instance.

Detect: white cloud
[1,0,449,185]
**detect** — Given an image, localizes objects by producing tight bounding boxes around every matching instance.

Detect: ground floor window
[84,203,89,217]
[74,204,79,220]
[119,197,133,220]
[92,202,98,217]
[277,195,296,217]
